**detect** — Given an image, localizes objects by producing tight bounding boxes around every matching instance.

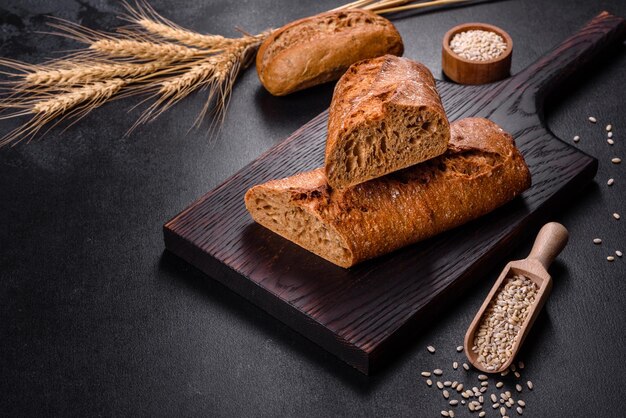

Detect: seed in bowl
[450,29,507,61]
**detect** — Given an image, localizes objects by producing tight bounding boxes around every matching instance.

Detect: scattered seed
[421,371,432,377]
[444,381,452,387]
[450,400,459,406]
[496,381,504,388]
[500,369,509,377]
[514,371,521,378]
[479,395,484,403]
[457,346,464,352]
[606,124,612,131]
[481,381,489,387]
[463,363,470,371]
[517,406,524,415]
[515,384,522,392]
[469,402,476,412]
[493,403,500,409]
[461,400,466,405]
[518,400,526,407]
[507,399,515,407]
[607,256,615,262]
[491,394,498,403]
[616,250,623,257]
[434,369,443,376]
[573,135,580,143]
[457,384,464,392]
[589,116,597,123]
[510,364,516,372]
[441,411,450,417]
[613,213,620,220]
[608,139,615,145]
[449,411,455,418]
[427,345,436,353]
[518,361,524,369]
[612,157,622,164]
[593,238,602,244]
[443,390,450,399]
[453,361,459,370]
[478,374,489,381]
[452,381,458,389]
[526,381,533,390]
[427,379,433,386]
[480,412,486,418]
[438,381,445,389]
[480,387,487,393]
[501,406,507,416]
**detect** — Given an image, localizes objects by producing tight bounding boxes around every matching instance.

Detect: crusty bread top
[326,55,444,143]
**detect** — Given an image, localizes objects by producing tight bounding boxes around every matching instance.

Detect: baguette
[245,118,531,268]
[325,55,450,189]
[256,10,403,96]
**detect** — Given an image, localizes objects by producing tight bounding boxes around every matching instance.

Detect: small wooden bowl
[442,23,513,85]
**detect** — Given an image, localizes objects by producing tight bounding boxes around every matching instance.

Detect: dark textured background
[1,0,625,416]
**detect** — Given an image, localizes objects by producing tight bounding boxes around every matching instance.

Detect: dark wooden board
[164,12,625,374]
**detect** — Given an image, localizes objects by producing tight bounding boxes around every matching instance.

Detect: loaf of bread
[325,55,450,189]
[256,10,403,96]
[245,118,531,268]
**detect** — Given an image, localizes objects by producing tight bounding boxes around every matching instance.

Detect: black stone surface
[1,0,625,416]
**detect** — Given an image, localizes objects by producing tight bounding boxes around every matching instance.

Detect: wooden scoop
[464,222,569,373]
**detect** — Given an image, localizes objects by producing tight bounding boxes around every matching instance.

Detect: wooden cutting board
[164,12,625,374]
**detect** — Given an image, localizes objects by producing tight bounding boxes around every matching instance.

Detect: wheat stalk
[0,0,484,147]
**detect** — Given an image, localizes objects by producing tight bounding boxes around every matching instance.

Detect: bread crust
[245,118,531,268]
[325,55,450,189]
[256,10,404,96]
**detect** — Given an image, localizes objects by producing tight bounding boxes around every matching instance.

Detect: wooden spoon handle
[527,222,569,270]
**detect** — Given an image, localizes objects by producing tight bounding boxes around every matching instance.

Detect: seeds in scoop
[606,124,612,131]
[421,371,431,377]
[450,400,459,406]
[438,381,445,389]
[457,346,463,352]
[427,345,436,353]
[518,400,526,407]
[427,379,433,386]
[573,135,580,143]
[496,381,504,388]
[472,274,538,370]
[616,250,623,257]
[463,363,470,371]
[450,29,507,61]
[608,178,614,186]
[593,238,602,244]
[526,381,533,390]
[517,406,524,415]
[607,256,615,262]
[608,139,615,145]
[453,361,459,370]
[612,158,622,164]
[434,369,443,376]
[589,116,597,123]
[613,213,620,220]
[515,384,522,392]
